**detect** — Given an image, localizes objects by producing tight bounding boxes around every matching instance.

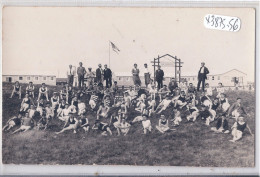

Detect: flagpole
[109,41,111,68]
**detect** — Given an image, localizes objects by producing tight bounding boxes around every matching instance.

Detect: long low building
[2,74,56,85]
[114,69,248,87]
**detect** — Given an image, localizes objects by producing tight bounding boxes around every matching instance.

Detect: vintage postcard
[1,7,256,168]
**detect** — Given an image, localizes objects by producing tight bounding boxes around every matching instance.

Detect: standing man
[143,63,151,88]
[67,65,75,86]
[77,62,86,88]
[96,64,103,85]
[85,67,95,88]
[197,62,209,92]
[155,65,164,90]
[103,64,112,88]
[132,63,141,86]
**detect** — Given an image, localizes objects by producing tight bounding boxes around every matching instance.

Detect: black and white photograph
[1,7,256,168]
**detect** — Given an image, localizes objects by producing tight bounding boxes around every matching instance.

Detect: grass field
[2,82,255,166]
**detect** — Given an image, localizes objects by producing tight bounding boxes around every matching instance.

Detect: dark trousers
[96,77,102,84]
[78,75,84,88]
[105,77,112,88]
[197,76,205,91]
[157,80,163,90]
[67,75,74,86]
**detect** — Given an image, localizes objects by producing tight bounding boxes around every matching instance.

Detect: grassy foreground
[2,83,255,166]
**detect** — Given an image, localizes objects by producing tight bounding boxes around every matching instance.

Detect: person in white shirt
[216,82,225,98]
[148,85,157,101]
[142,114,152,134]
[127,86,138,101]
[186,103,199,122]
[205,83,213,97]
[28,105,36,119]
[58,104,71,121]
[143,63,151,88]
[77,99,86,116]
[85,67,95,88]
[67,65,75,86]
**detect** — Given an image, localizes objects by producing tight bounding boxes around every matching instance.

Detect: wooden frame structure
[151,54,183,83]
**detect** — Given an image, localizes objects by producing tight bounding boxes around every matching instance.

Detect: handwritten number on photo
[204,14,241,32]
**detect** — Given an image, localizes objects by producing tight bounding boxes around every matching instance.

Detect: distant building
[114,69,248,87]
[182,69,247,87]
[2,74,56,86]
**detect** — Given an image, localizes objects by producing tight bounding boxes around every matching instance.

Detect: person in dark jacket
[96,64,103,84]
[197,62,209,92]
[103,64,112,88]
[168,77,178,95]
[155,65,164,90]
[210,113,229,133]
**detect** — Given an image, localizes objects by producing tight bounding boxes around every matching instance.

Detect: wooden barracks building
[2,74,56,86]
[114,69,248,87]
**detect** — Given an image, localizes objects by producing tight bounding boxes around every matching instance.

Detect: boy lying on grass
[3,113,22,131]
[12,112,36,134]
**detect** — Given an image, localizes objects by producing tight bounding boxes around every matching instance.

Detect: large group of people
[4,62,253,143]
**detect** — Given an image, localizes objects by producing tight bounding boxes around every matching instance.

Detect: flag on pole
[110,41,120,53]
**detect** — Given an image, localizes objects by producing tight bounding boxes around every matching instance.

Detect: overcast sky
[2,7,255,81]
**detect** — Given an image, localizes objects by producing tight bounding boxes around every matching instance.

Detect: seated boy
[142,114,152,134]
[56,113,79,134]
[229,116,253,142]
[156,115,169,133]
[92,120,112,136]
[211,113,229,133]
